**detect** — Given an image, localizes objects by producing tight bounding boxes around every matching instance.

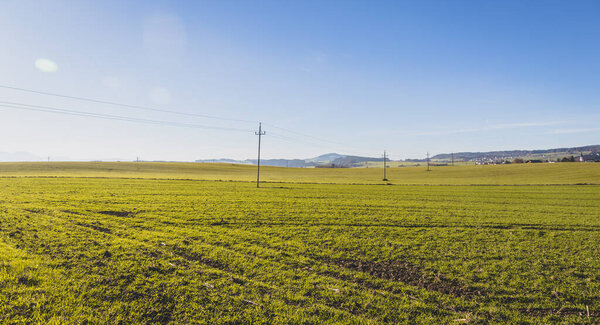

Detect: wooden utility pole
[383,150,388,181]
[451,152,454,166]
[255,122,266,188]
[427,152,430,171]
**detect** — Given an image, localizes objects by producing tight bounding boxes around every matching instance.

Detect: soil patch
[76,222,112,234]
[322,258,485,298]
[97,210,135,218]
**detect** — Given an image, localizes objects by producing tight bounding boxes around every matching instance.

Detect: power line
[0,99,368,154]
[0,101,253,133]
[0,84,256,124]
[1,85,364,150]
[0,85,380,158]
[0,99,371,156]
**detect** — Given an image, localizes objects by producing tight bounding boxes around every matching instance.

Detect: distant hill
[306,153,383,167]
[196,153,381,168]
[432,145,600,161]
[196,145,600,167]
[305,153,347,163]
[245,159,307,168]
[331,155,384,167]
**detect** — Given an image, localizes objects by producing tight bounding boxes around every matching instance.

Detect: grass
[0,161,598,184]
[1,162,599,323]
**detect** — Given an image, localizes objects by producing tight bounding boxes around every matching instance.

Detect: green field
[1,163,599,323]
[0,161,598,185]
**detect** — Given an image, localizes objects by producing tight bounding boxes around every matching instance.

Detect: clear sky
[1,0,599,161]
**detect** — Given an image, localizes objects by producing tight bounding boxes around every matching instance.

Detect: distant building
[582,152,600,162]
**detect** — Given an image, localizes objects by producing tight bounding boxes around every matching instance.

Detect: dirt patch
[17,275,40,286]
[97,210,135,218]
[321,258,485,298]
[23,208,43,214]
[8,230,23,238]
[61,210,86,216]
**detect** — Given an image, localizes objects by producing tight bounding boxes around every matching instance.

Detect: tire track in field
[22,209,595,321]
[203,224,598,321]
[15,196,596,320]
[194,220,600,232]
[178,224,479,315]
[197,224,483,296]
[31,207,428,323]
[59,204,594,321]
[5,207,369,323]
[97,211,464,321]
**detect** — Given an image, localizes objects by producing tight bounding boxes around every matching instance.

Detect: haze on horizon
[1,0,599,162]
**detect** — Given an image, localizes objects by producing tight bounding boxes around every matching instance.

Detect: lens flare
[34,58,58,72]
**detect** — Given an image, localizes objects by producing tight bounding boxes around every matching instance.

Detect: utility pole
[451,152,454,166]
[382,150,388,181]
[427,152,430,171]
[255,122,266,188]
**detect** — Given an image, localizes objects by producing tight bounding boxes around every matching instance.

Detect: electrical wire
[1,100,375,158]
[0,85,372,155]
[0,101,253,133]
[0,84,256,124]
[1,85,361,149]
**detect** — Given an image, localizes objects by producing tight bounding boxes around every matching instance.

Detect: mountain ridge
[432,145,600,161]
[197,145,600,166]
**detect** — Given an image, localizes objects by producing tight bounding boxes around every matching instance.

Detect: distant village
[473,152,600,165]
[196,146,600,168]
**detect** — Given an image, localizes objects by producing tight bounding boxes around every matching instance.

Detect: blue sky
[0,0,599,161]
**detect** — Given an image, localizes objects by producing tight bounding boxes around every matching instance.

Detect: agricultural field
[0,161,598,185]
[361,161,476,168]
[1,162,599,323]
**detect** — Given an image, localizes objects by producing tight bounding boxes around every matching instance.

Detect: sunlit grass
[0,163,598,322]
[0,161,598,184]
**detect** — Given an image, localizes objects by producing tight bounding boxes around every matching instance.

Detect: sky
[0,0,599,161]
